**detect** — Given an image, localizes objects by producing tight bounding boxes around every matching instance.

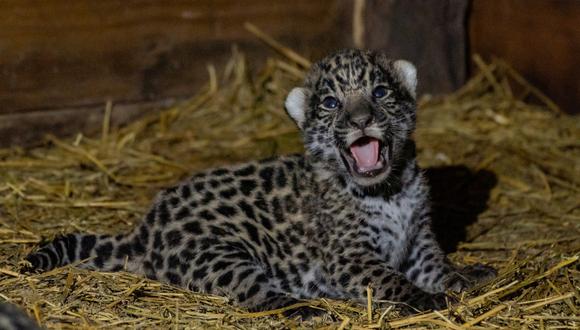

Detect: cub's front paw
[446,263,497,292]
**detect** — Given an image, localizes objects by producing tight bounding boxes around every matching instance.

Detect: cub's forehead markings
[335,74,348,86]
[356,68,367,85]
[318,88,333,97]
[321,78,337,93]
[312,53,395,95]
[369,69,377,83]
[319,62,332,72]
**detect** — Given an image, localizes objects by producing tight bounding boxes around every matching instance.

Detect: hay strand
[244,22,312,68]
[0,41,578,328]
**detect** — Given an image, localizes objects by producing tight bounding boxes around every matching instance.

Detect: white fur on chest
[363,194,418,269]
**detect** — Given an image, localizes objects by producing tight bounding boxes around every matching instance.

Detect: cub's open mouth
[341,136,390,177]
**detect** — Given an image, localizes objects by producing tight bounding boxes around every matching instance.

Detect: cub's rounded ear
[285,87,310,130]
[392,60,417,99]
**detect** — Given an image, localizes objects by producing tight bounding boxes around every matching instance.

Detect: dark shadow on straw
[426,166,497,253]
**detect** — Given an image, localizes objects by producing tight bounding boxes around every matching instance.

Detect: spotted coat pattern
[0,304,42,330]
[25,49,495,314]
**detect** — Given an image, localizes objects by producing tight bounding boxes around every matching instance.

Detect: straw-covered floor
[0,43,578,329]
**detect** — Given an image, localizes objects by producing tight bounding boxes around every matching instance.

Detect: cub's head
[285,49,417,189]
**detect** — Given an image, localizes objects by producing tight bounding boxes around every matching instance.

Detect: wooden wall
[1,0,576,147]
[0,1,352,112]
[0,0,470,147]
[470,0,580,114]
[0,0,343,146]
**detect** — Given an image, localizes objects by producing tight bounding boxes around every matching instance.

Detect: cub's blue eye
[372,86,389,98]
[321,96,339,109]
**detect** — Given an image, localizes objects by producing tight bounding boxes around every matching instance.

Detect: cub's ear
[285,87,309,130]
[392,60,417,99]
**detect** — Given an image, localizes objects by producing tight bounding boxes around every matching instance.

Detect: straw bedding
[0,45,578,329]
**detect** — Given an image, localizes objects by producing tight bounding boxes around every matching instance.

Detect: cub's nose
[348,109,373,129]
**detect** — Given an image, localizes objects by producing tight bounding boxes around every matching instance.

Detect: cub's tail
[25,231,144,273]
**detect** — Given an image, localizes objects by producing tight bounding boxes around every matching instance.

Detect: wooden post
[362,0,470,95]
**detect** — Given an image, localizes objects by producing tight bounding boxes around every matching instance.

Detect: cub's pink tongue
[349,139,379,171]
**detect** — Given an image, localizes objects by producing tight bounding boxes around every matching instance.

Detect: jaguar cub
[26,49,495,315]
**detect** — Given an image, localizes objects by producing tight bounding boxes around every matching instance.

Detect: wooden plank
[0,0,339,114]
[0,100,177,147]
[469,0,580,114]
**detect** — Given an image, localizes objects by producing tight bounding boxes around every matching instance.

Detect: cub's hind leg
[213,264,308,314]
[147,235,302,313]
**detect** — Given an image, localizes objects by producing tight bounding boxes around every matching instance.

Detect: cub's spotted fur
[25,49,495,315]
[0,303,42,330]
